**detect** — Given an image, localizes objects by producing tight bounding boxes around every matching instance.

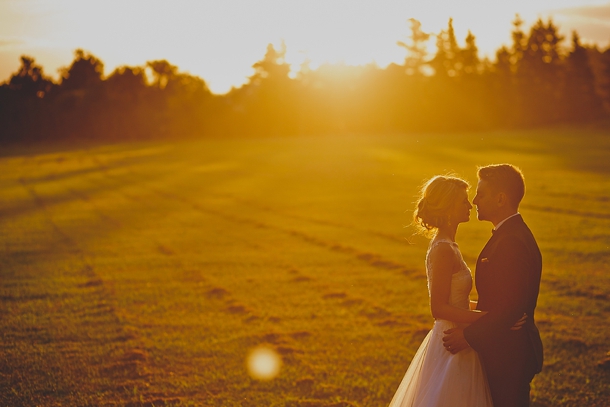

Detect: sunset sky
[1,0,610,94]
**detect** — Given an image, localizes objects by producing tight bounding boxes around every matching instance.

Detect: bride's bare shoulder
[428,240,455,260]
[427,241,458,272]
[428,239,455,254]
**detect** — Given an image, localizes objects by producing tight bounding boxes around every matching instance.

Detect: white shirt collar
[494,212,520,232]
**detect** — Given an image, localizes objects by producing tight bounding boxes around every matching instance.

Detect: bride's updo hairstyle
[414,175,469,237]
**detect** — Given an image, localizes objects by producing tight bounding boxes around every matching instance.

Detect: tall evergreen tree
[398,18,431,76]
[462,31,480,75]
[446,18,462,76]
[431,18,462,77]
[490,46,517,126]
[236,42,297,136]
[516,18,564,125]
[563,32,605,122]
[510,15,527,69]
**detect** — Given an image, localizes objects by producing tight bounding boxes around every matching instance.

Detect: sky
[1,0,610,94]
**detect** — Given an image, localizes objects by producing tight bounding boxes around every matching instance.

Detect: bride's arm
[428,244,487,324]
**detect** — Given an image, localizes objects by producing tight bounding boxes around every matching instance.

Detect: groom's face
[472,179,497,222]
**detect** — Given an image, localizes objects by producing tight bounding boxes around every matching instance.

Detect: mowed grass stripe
[76,163,428,318]
[1,179,159,405]
[98,170,428,404]
[104,174,424,328]
[120,166,416,270]
[11,161,255,406]
[81,180,410,406]
[127,177,429,319]
[38,163,410,404]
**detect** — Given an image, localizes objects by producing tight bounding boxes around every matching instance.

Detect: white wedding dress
[388,240,493,407]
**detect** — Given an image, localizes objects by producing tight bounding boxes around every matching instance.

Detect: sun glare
[247,346,282,381]
[1,0,608,93]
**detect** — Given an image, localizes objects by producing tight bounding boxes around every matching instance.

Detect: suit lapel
[475,215,524,306]
[495,214,524,237]
[477,228,499,264]
[475,214,526,298]
[479,215,524,256]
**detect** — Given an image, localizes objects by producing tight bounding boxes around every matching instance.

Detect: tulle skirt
[388,320,493,407]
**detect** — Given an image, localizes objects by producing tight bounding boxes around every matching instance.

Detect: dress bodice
[426,239,472,311]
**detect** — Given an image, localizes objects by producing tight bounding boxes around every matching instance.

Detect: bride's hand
[510,313,527,331]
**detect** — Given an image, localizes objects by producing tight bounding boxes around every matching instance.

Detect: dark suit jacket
[464,214,543,377]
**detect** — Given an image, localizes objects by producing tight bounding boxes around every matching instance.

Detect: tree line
[2,16,610,143]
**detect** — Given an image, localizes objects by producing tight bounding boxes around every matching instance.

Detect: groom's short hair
[478,164,525,207]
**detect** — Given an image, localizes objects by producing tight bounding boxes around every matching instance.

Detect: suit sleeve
[464,235,531,351]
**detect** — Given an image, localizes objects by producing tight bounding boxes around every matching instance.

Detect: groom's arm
[463,235,531,351]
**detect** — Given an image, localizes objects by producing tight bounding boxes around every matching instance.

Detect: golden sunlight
[1,0,609,93]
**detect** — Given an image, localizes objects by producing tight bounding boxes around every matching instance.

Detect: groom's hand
[442,327,470,354]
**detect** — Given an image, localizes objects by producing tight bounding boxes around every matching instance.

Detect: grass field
[1,129,609,406]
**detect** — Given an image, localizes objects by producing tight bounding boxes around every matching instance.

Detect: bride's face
[452,188,472,224]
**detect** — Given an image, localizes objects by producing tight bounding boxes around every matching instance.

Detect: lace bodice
[425,239,472,311]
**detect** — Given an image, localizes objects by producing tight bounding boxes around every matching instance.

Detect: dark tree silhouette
[430,18,462,78]
[516,18,564,125]
[1,15,609,145]
[563,32,605,122]
[52,50,107,140]
[103,66,150,140]
[0,56,54,142]
[462,31,480,76]
[165,73,215,138]
[510,15,527,69]
[8,56,54,98]
[598,48,610,111]
[60,49,104,90]
[488,46,517,127]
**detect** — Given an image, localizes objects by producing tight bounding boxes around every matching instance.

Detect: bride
[388,175,523,407]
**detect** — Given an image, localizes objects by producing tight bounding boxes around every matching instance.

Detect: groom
[443,164,543,407]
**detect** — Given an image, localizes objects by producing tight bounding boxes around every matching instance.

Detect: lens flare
[247,346,281,381]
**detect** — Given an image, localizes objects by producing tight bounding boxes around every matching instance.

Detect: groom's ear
[496,191,509,207]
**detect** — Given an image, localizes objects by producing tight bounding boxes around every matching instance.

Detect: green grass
[1,129,609,406]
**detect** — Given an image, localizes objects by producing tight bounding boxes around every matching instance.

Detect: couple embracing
[389,164,543,407]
